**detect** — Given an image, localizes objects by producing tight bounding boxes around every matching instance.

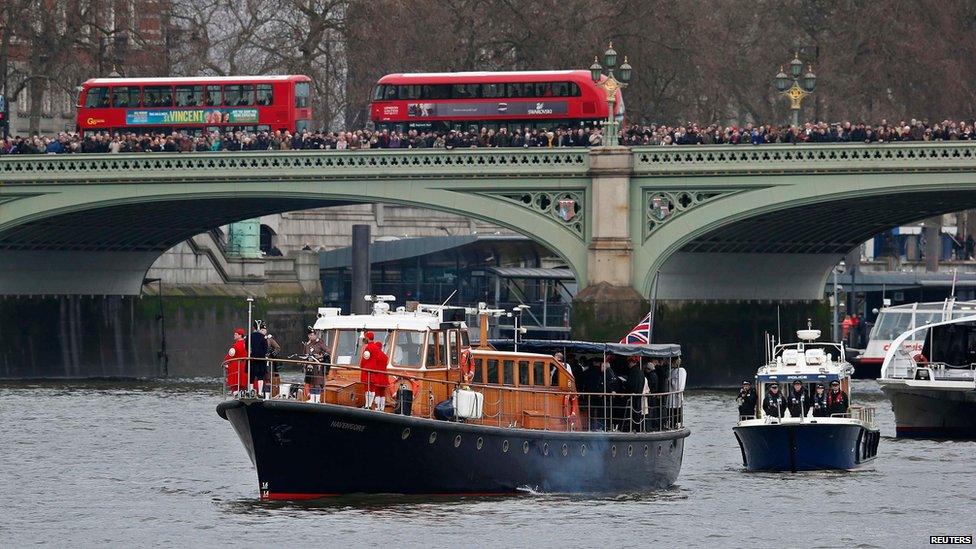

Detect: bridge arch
[634,171,976,300]
[0,151,591,295]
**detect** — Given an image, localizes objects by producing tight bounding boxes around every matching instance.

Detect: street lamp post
[832,261,846,342]
[774,53,817,128]
[589,42,632,147]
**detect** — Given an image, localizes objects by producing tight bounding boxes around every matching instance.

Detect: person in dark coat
[810,383,830,417]
[582,359,619,431]
[786,380,811,418]
[644,362,661,430]
[624,357,645,432]
[736,380,758,418]
[762,383,788,419]
[249,320,269,395]
[826,380,850,415]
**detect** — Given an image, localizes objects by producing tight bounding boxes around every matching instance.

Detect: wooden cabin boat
[217,297,689,499]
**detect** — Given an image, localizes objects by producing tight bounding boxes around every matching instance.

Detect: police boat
[217,296,690,499]
[733,324,880,472]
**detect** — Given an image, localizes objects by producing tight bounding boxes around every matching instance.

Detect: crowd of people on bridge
[3,118,976,155]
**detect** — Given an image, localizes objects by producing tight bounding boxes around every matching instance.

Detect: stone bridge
[3,142,976,336]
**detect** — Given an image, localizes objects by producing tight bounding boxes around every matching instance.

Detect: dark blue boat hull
[733,422,880,472]
[218,399,690,498]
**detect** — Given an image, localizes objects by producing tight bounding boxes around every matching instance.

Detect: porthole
[502,440,509,453]
[562,444,569,456]
[611,445,617,458]
[657,445,663,456]
[543,443,550,456]
[643,445,649,458]
[580,444,587,456]
[670,440,676,454]
[476,437,484,450]
[401,428,410,440]
[429,432,437,444]
[627,445,634,457]
[522,441,530,454]
[454,435,462,448]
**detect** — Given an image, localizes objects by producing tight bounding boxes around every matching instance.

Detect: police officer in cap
[826,379,850,415]
[736,380,758,418]
[762,383,788,419]
[810,382,830,417]
[786,379,811,418]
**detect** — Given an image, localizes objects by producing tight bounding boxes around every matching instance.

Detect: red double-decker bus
[369,70,622,133]
[76,75,312,136]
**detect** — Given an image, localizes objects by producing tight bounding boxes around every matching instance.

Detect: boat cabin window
[870,311,914,341]
[391,330,424,368]
[531,360,544,385]
[448,329,462,367]
[502,360,515,384]
[486,359,499,383]
[550,363,561,386]
[426,331,447,368]
[472,358,484,382]
[333,329,360,364]
[519,360,530,385]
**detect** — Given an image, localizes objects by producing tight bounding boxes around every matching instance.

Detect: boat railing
[832,406,876,429]
[220,357,685,434]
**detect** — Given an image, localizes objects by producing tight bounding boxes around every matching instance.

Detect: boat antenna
[776,305,782,343]
[440,289,458,307]
[648,270,661,344]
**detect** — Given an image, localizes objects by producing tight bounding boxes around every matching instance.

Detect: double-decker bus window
[419,85,448,99]
[222,84,242,107]
[205,85,220,106]
[175,85,204,107]
[373,85,385,101]
[452,84,480,99]
[383,85,397,101]
[256,84,273,105]
[482,83,504,98]
[397,85,421,99]
[111,87,138,108]
[144,86,172,107]
[551,82,569,97]
[239,84,255,106]
[535,83,553,97]
[295,82,310,107]
[85,87,110,108]
[506,82,528,98]
[569,82,580,96]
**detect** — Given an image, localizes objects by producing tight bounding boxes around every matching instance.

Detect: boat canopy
[756,373,842,383]
[489,339,681,358]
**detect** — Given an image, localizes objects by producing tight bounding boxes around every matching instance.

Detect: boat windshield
[333,329,393,365]
[870,311,913,341]
[390,330,425,368]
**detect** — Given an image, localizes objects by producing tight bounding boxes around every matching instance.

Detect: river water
[1,379,973,548]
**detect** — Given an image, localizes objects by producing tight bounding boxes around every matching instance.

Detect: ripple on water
[0,380,972,548]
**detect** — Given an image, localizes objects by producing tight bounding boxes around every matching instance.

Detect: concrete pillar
[226,219,261,258]
[923,216,942,272]
[571,148,647,341]
[351,224,371,314]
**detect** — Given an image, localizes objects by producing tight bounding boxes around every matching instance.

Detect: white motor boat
[878,314,976,439]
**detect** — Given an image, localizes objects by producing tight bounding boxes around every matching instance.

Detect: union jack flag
[620,312,652,344]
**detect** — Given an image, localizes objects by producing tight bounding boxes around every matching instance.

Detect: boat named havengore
[733,324,880,472]
[217,296,689,499]
[878,314,976,439]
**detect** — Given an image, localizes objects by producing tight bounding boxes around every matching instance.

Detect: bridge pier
[571,148,648,341]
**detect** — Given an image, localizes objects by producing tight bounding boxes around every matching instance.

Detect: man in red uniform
[360,331,389,410]
[224,328,248,393]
